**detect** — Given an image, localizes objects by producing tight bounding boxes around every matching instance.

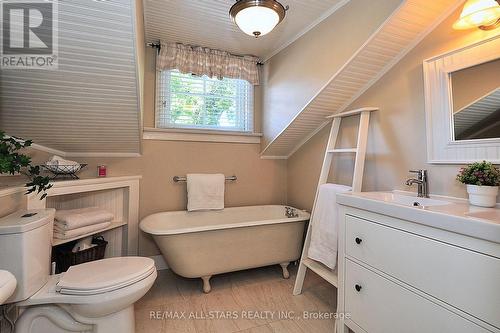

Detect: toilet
[0,209,157,333]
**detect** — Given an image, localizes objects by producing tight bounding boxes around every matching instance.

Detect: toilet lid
[56,257,156,296]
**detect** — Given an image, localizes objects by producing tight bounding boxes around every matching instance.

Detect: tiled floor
[135,264,337,333]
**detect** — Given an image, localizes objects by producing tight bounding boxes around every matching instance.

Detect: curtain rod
[146,42,264,66]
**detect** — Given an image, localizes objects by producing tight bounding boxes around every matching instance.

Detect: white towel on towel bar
[186,174,225,212]
[308,183,352,270]
[55,207,114,230]
[53,221,111,240]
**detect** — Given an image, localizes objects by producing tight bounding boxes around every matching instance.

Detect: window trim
[143,127,262,144]
[155,70,255,134]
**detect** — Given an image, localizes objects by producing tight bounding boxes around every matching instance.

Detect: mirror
[451,59,500,141]
[423,36,500,164]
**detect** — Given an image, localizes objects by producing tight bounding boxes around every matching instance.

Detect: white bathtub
[140,205,310,293]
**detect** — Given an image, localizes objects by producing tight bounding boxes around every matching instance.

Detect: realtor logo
[1,0,58,69]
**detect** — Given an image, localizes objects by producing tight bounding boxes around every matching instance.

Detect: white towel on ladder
[308,183,352,269]
[186,174,225,211]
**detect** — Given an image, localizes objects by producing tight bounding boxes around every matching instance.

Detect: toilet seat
[57,257,155,296]
[18,257,156,308]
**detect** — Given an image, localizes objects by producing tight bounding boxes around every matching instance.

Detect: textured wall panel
[0,0,141,155]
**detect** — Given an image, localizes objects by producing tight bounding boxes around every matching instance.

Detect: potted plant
[457,161,500,208]
[0,131,52,199]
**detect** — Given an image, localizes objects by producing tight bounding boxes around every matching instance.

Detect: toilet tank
[0,209,54,303]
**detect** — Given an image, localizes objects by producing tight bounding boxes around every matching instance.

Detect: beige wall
[286,7,500,212]
[261,0,403,148]
[451,59,500,112]
[72,44,284,256]
[21,140,286,257]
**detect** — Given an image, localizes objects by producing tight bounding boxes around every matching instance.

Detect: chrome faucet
[285,206,299,218]
[405,170,429,198]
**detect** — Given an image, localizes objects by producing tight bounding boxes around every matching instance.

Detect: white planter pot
[466,185,499,208]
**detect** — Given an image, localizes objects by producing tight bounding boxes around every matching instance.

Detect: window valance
[156,42,260,85]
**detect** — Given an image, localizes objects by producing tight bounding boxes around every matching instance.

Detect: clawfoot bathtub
[140,205,310,293]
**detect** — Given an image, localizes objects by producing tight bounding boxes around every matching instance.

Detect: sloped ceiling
[260,0,464,158]
[454,89,500,139]
[143,0,349,60]
[0,0,141,156]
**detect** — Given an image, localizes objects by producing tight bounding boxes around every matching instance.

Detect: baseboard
[150,255,168,270]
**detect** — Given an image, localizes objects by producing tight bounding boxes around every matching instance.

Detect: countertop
[336,191,500,244]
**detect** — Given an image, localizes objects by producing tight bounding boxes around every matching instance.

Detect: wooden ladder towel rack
[293,107,378,296]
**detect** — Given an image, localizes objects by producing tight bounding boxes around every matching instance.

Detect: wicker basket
[54,236,108,273]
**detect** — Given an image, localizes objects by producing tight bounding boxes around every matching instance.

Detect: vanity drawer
[345,259,491,333]
[345,215,500,328]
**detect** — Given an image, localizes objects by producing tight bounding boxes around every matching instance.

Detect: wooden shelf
[53,221,127,246]
[302,258,338,287]
[327,148,358,153]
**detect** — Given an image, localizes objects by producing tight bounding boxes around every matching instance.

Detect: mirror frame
[423,35,500,164]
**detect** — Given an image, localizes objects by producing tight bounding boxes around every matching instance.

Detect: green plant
[0,131,52,199]
[457,161,500,187]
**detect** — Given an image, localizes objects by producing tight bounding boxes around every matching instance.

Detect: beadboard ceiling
[261,0,465,158]
[143,0,349,60]
[454,89,500,139]
[0,0,141,156]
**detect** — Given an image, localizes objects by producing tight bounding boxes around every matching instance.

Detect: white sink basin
[0,270,16,305]
[359,192,451,208]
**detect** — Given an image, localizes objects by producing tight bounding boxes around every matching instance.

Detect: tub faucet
[285,207,299,218]
[405,170,429,198]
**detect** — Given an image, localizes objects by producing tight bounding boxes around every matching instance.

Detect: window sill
[143,127,262,144]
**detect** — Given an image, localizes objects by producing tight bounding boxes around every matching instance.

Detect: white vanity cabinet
[336,202,500,333]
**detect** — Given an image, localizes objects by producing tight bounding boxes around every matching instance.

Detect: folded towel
[308,184,352,270]
[46,155,79,166]
[54,221,111,240]
[55,207,114,230]
[186,173,225,212]
[45,155,81,173]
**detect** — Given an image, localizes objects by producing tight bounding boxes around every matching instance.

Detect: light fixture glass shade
[234,6,280,37]
[230,0,287,38]
[453,0,500,30]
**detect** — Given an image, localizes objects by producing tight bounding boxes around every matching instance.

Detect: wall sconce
[453,0,500,30]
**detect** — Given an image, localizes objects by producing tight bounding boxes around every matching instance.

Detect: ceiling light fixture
[453,0,500,30]
[230,0,288,38]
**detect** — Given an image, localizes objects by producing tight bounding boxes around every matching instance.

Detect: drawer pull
[355,284,362,292]
[355,237,363,244]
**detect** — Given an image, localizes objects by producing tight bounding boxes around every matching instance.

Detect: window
[156,70,253,132]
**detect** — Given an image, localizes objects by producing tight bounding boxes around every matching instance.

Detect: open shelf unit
[26,176,141,258]
[52,221,127,247]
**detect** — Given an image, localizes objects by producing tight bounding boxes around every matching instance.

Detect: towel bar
[173,175,237,183]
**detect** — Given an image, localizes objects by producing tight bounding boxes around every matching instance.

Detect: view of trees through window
[157,70,253,132]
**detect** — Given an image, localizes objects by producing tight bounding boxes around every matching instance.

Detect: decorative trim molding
[423,35,500,164]
[65,152,142,158]
[260,155,288,160]
[143,127,262,144]
[29,143,141,158]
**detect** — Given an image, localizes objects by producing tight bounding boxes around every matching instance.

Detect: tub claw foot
[201,276,212,293]
[280,262,290,279]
